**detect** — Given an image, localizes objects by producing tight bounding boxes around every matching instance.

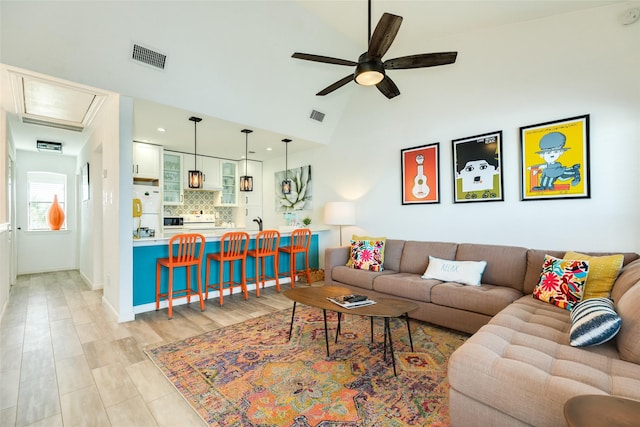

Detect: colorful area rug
[145,305,468,426]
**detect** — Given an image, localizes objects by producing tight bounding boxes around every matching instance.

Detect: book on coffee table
[327,294,376,309]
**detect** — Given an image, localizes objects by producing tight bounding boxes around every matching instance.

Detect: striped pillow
[570,297,622,347]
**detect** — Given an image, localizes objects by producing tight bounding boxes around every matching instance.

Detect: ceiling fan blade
[316,75,354,96]
[384,52,458,70]
[368,13,403,59]
[376,75,400,99]
[292,52,357,67]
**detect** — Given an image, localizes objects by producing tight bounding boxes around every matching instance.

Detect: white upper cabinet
[133,142,161,180]
[201,157,221,190]
[163,151,183,205]
[216,160,238,206]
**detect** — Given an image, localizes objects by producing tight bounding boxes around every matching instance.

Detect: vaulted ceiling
[0,0,623,160]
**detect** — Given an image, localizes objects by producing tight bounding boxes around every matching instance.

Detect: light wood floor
[0,270,298,427]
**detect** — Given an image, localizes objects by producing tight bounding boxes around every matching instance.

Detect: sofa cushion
[422,256,487,286]
[330,265,395,291]
[532,255,589,311]
[372,273,440,302]
[398,241,458,274]
[456,243,528,291]
[565,251,624,300]
[524,249,566,294]
[347,235,386,268]
[570,297,621,347]
[615,283,640,364]
[381,239,406,272]
[430,283,523,317]
[347,239,385,271]
[611,259,640,303]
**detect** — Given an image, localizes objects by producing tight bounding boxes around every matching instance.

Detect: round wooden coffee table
[564,394,640,427]
[283,285,418,376]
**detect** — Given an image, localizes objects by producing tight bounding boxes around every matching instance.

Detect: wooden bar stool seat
[155,233,206,320]
[205,231,250,305]
[279,228,312,287]
[247,229,281,297]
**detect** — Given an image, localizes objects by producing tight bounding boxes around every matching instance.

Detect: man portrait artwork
[520,115,590,201]
[452,131,503,203]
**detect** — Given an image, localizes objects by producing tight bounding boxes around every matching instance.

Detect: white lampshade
[324,202,356,225]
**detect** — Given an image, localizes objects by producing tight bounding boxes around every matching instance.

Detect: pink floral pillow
[533,255,589,311]
[347,240,385,272]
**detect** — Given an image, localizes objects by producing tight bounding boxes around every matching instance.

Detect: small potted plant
[302,217,312,227]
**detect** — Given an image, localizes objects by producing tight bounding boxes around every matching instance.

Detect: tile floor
[0,271,294,426]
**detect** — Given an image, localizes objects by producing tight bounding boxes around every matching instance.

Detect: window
[28,171,67,231]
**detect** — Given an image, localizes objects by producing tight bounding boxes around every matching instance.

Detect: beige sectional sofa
[324,240,640,427]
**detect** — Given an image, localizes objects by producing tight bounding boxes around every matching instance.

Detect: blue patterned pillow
[570,297,622,347]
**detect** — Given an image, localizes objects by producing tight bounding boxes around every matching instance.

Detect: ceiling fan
[292,0,458,99]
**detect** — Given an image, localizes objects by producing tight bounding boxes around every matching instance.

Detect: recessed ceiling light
[266,147,273,151]
[157,127,166,132]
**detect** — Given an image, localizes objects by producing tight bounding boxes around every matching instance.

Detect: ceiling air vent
[310,110,325,123]
[131,43,167,70]
[37,140,63,153]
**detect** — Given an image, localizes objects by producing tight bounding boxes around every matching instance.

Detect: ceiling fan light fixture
[355,69,384,86]
[354,55,385,86]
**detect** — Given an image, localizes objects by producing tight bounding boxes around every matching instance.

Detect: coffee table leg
[385,318,397,376]
[405,312,414,352]
[335,312,341,344]
[323,309,330,357]
[288,301,297,341]
[370,317,374,343]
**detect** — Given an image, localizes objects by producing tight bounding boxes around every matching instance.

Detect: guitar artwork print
[401,143,440,205]
[411,154,430,198]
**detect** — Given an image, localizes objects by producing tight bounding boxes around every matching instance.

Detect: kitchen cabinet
[217,160,238,206]
[133,142,161,180]
[201,157,221,190]
[163,151,183,205]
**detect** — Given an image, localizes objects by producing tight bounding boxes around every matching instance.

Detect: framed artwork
[81,162,90,201]
[275,165,312,211]
[520,114,590,201]
[401,143,440,205]
[452,131,503,203]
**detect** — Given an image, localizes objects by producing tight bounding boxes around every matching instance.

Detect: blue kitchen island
[132,228,325,314]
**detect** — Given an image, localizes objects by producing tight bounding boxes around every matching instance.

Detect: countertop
[132,226,329,247]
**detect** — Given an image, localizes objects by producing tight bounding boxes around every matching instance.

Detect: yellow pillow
[347,235,386,267]
[564,251,624,299]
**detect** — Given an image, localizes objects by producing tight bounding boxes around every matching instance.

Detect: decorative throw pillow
[564,251,624,300]
[570,297,622,347]
[421,256,487,286]
[347,235,386,267]
[347,239,385,272]
[533,255,589,311]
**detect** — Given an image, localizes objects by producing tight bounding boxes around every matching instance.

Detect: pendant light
[239,129,253,192]
[188,116,203,188]
[281,138,292,195]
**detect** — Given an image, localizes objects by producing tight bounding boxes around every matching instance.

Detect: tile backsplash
[163,190,234,224]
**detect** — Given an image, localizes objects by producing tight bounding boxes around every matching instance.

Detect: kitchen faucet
[253,216,263,231]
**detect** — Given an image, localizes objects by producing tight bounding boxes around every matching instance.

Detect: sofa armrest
[325,246,350,282]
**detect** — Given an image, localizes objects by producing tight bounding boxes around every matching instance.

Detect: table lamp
[323,201,356,246]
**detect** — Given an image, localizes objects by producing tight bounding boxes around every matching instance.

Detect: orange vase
[47,195,65,230]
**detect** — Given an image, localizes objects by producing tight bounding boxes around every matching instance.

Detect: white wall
[14,150,79,273]
[263,5,640,256]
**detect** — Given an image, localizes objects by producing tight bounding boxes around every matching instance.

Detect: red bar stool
[247,229,281,297]
[155,233,206,320]
[205,231,250,305]
[279,228,312,287]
